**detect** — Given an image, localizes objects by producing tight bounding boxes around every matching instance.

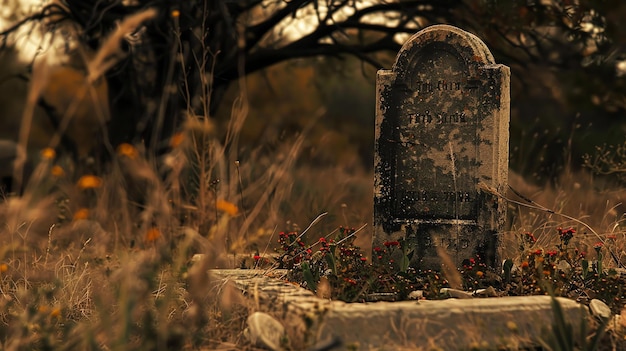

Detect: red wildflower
[344,278,357,286]
[558,227,575,245]
[360,257,367,262]
[524,232,537,243]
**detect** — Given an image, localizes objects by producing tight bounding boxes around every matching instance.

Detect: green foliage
[503,258,514,283]
[399,239,411,273]
[301,261,317,292]
[541,295,608,351]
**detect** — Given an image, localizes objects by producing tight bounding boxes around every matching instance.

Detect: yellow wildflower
[41,148,56,160]
[506,321,518,332]
[0,263,7,273]
[50,307,61,318]
[73,208,89,220]
[116,143,139,159]
[77,175,102,189]
[171,9,180,18]
[51,165,65,177]
[216,200,238,216]
[145,228,161,243]
[169,132,185,148]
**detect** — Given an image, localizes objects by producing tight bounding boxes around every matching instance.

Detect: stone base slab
[211,269,590,350]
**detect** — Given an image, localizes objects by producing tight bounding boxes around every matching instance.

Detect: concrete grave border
[212,269,591,351]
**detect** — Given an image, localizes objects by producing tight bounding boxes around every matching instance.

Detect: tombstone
[373,25,509,270]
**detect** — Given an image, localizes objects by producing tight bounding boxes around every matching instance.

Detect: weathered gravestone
[373,25,509,270]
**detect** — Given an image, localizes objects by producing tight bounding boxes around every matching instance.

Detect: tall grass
[505,170,626,267]
[0,5,380,349]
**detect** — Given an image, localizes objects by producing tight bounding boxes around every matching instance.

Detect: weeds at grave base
[254,182,626,349]
[270,223,625,306]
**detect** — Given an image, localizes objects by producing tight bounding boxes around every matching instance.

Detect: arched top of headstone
[392,24,495,82]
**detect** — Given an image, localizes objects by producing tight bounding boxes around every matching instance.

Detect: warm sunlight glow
[257,0,421,47]
[0,0,67,63]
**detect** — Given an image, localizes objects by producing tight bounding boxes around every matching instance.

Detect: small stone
[191,254,205,264]
[440,288,473,299]
[589,299,611,320]
[557,260,571,274]
[506,321,518,332]
[245,312,285,350]
[408,290,424,300]
[474,286,498,297]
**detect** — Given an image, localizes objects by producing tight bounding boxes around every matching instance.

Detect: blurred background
[1,0,625,248]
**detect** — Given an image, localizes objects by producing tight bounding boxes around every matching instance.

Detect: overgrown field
[0,6,625,349]
[1,121,625,350]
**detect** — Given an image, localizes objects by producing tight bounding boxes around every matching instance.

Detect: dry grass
[0,8,260,349]
[0,109,376,350]
[0,27,375,348]
[504,170,626,267]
